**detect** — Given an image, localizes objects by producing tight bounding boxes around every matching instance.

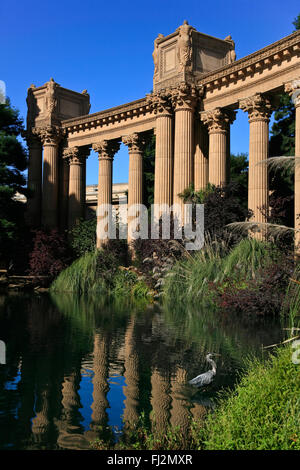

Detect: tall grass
[50,251,105,294]
[283,263,300,328]
[163,238,274,306]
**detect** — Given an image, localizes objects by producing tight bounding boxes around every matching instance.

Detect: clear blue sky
[1,0,299,184]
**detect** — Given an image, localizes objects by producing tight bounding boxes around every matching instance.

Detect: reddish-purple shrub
[28,229,72,279]
[214,258,294,317]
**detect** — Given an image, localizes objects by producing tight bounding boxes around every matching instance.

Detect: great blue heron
[188,353,220,387]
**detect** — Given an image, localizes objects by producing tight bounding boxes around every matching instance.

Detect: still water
[0,292,285,450]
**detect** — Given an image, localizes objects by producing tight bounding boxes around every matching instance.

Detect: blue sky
[1,0,299,184]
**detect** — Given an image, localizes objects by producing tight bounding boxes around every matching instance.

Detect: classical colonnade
[25,24,300,249]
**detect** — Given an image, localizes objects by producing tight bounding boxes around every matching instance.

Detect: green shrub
[69,218,96,257]
[203,346,300,450]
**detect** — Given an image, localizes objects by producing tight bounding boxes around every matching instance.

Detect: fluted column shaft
[43,142,59,228]
[59,157,69,231]
[33,126,63,229]
[201,108,236,187]
[122,134,144,242]
[93,141,120,248]
[91,333,109,427]
[170,367,190,432]
[26,135,42,226]
[154,113,173,209]
[173,108,194,211]
[240,94,272,239]
[194,120,209,191]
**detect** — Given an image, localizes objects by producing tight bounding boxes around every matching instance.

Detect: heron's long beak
[213,354,221,356]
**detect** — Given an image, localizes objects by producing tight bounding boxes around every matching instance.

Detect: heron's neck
[207,357,217,373]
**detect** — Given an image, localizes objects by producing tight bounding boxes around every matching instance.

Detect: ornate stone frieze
[32,125,65,145]
[239,93,272,122]
[146,90,173,115]
[92,140,120,160]
[122,133,145,152]
[200,107,236,133]
[170,82,199,110]
[285,78,300,107]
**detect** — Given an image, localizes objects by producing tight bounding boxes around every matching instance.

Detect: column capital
[22,130,42,148]
[122,133,145,152]
[32,125,65,145]
[170,83,199,111]
[62,146,86,165]
[92,140,120,160]
[146,90,173,116]
[284,78,300,108]
[200,107,236,133]
[239,93,272,122]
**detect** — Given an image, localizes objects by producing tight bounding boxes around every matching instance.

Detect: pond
[0,292,285,450]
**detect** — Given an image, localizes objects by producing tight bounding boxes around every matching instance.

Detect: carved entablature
[239,93,273,122]
[122,133,145,152]
[285,78,300,107]
[92,140,120,160]
[26,78,90,132]
[146,90,173,115]
[32,125,65,145]
[200,107,237,133]
[153,20,234,92]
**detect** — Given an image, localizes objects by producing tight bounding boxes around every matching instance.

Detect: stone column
[285,80,300,253]
[201,108,236,187]
[63,147,86,229]
[92,140,120,248]
[194,119,209,191]
[59,154,69,231]
[123,318,139,428]
[171,84,197,222]
[25,133,43,227]
[147,91,173,218]
[34,126,64,229]
[240,93,272,238]
[122,133,144,242]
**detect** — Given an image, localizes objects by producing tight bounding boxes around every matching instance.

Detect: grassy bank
[50,250,152,300]
[91,345,300,450]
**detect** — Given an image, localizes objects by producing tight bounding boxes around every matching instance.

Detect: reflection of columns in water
[170,367,190,432]
[60,371,82,426]
[31,388,50,441]
[91,333,109,429]
[150,368,171,432]
[191,403,207,422]
[123,318,139,427]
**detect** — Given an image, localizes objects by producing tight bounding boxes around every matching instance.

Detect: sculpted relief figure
[45,77,58,117]
[225,35,236,63]
[26,84,36,128]
[177,20,195,71]
[152,34,164,76]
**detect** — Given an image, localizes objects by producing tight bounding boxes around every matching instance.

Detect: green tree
[0,99,28,269]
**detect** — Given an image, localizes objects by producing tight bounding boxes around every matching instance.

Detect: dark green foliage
[0,99,28,269]
[229,153,248,209]
[293,13,300,31]
[69,218,96,257]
